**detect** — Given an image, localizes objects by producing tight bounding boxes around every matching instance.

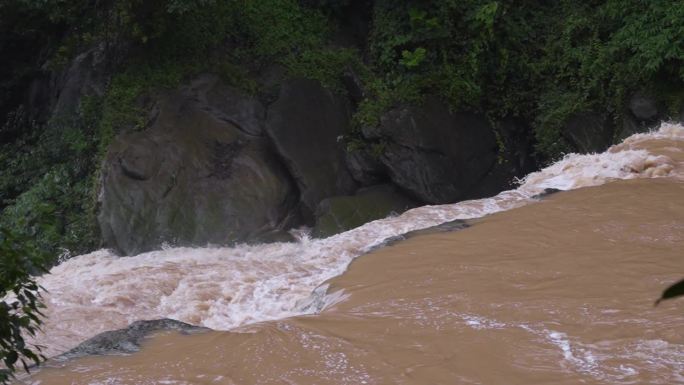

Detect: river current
[18,122,684,384]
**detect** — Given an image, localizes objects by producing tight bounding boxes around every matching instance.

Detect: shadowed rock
[265,78,357,219]
[562,112,614,154]
[362,97,503,204]
[98,75,298,255]
[345,147,386,186]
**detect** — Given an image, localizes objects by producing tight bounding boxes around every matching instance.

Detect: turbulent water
[18,123,684,384]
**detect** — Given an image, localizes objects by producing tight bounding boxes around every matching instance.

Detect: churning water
[20,122,684,384]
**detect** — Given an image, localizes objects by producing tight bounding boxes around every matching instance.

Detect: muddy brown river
[18,123,684,384]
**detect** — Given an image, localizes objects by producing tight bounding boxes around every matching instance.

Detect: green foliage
[399,47,427,69]
[0,227,47,383]
[526,0,684,158]
[0,104,102,261]
[358,0,684,160]
[97,60,192,148]
[223,0,360,90]
[0,55,201,261]
[286,47,361,92]
[0,0,356,261]
[237,0,328,60]
[2,0,682,262]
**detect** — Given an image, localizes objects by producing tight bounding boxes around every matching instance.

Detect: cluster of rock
[96,73,536,255]
[29,48,672,256]
[561,92,672,154]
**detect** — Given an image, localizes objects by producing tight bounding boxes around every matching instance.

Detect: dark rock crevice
[264,78,358,221]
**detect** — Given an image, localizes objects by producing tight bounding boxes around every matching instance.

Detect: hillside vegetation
[0,0,682,258]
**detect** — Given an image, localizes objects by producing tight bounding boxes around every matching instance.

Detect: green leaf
[399,47,427,69]
[655,278,684,306]
[3,351,17,367]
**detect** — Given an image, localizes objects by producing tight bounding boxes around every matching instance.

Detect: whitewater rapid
[34,123,684,357]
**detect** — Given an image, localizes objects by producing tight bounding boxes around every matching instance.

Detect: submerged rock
[375,219,470,249]
[532,188,562,199]
[59,319,207,359]
[313,184,417,237]
[98,75,298,255]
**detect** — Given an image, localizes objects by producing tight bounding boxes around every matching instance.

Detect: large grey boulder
[265,78,357,219]
[98,75,298,255]
[363,97,501,204]
[312,184,417,237]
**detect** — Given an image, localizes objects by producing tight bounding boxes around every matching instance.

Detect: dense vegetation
[0,228,47,383]
[0,0,682,262]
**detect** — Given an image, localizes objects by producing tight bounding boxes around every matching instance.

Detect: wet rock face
[562,112,614,154]
[345,148,386,186]
[265,78,357,219]
[51,46,109,118]
[59,319,206,359]
[24,44,110,124]
[97,78,533,254]
[365,97,501,204]
[629,92,659,122]
[98,75,298,255]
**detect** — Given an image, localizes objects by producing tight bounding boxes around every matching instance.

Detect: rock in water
[59,319,206,359]
[98,75,298,255]
[312,184,417,237]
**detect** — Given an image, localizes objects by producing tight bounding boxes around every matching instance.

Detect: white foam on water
[461,314,507,330]
[539,331,684,384]
[30,123,684,357]
[546,330,599,374]
[456,313,679,384]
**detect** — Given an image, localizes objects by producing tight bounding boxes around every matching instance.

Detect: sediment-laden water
[18,123,684,384]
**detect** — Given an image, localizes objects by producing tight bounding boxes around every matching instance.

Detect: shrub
[0,227,47,383]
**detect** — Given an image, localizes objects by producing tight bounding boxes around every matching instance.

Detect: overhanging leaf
[655,278,684,306]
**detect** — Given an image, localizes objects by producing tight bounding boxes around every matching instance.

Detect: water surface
[20,123,684,384]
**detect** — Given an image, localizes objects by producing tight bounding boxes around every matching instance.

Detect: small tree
[0,228,47,383]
